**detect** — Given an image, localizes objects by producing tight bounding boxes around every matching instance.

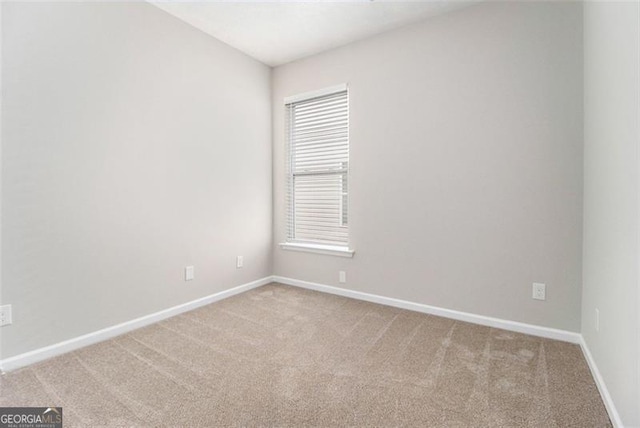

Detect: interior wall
[0,2,272,359]
[0,2,4,358]
[272,1,584,332]
[582,1,640,426]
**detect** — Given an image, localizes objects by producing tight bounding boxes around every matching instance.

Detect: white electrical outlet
[595,308,600,332]
[236,256,244,268]
[339,271,346,284]
[532,283,546,300]
[0,305,12,327]
[185,266,194,281]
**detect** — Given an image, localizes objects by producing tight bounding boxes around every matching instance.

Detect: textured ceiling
[150,1,477,66]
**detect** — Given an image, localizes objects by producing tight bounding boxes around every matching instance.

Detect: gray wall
[0,3,3,356]
[273,1,584,332]
[582,2,639,426]
[1,2,272,359]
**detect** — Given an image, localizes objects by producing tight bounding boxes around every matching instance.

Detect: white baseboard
[579,337,624,428]
[0,276,272,373]
[0,274,623,428]
[275,276,629,425]
[273,276,581,344]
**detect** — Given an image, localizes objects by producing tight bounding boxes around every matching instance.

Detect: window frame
[280,84,354,258]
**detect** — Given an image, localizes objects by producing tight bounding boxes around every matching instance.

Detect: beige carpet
[0,283,610,427]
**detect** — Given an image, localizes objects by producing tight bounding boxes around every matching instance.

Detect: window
[281,85,353,257]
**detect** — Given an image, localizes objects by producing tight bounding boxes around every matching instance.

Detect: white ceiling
[150,1,477,67]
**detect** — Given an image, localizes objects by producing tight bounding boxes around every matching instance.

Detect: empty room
[0,0,638,426]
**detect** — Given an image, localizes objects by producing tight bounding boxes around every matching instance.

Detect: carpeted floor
[0,283,610,427]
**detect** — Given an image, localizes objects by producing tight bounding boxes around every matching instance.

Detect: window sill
[279,242,355,258]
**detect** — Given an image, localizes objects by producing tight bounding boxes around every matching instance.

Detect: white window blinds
[286,87,349,247]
